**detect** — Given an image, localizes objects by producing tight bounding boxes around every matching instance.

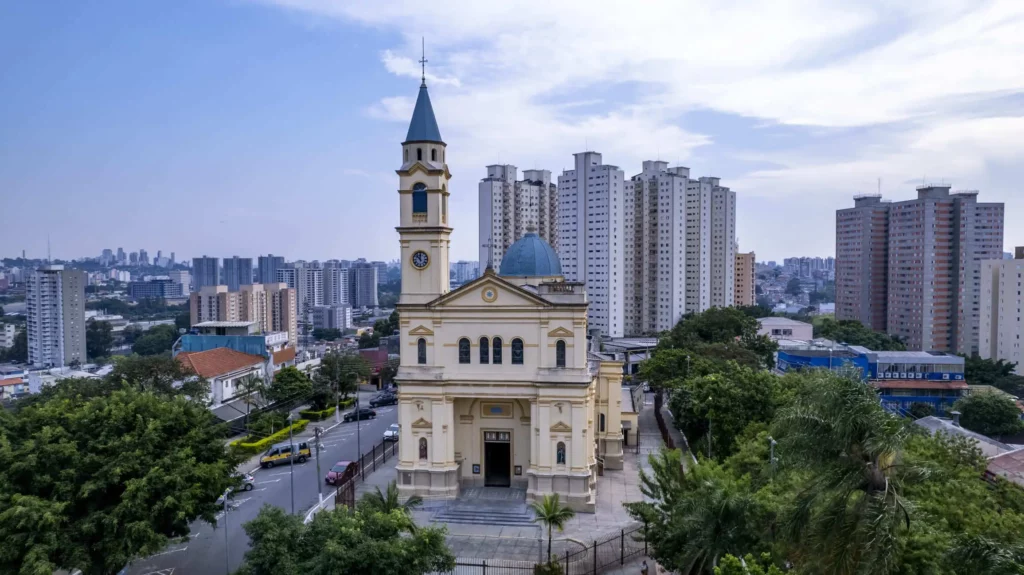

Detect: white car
[383,423,400,442]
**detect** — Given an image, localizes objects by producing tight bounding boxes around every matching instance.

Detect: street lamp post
[288,413,296,514]
[829,347,834,371]
[707,395,713,460]
[356,394,363,477]
[314,426,323,504]
[223,488,230,575]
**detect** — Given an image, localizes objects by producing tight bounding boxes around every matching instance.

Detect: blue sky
[2,0,1022,263]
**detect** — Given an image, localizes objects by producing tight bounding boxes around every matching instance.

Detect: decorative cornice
[547,327,574,338]
[549,421,572,433]
[411,417,432,429]
[408,325,435,336]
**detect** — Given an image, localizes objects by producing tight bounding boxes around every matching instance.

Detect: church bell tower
[396,51,452,305]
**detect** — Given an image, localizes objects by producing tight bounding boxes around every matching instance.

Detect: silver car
[383,423,400,442]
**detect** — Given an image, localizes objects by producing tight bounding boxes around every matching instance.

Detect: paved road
[126,401,398,575]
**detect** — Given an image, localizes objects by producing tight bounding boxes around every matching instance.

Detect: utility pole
[314,426,324,504]
[769,436,778,479]
[356,393,362,476]
[288,413,296,514]
[223,488,230,575]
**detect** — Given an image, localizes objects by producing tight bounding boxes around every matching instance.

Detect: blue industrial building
[777,346,966,415]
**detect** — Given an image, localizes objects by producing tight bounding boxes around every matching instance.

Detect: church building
[394,73,625,511]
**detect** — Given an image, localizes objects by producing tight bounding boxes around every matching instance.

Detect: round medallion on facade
[481,287,498,302]
[411,250,430,270]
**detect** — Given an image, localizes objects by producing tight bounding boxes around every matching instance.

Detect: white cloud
[251,0,1024,259]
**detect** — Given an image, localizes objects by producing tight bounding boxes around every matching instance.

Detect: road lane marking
[259,479,282,483]
[150,547,187,557]
[268,472,292,477]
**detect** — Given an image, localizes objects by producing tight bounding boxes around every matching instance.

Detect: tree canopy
[0,329,26,363]
[954,390,1024,437]
[86,320,114,360]
[266,366,313,406]
[0,383,238,575]
[963,355,1024,397]
[814,317,907,351]
[236,504,455,575]
[131,323,180,356]
[311,352,370,409]
[312,328,343,341]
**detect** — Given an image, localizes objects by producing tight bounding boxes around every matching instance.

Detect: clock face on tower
[411,251,430,270]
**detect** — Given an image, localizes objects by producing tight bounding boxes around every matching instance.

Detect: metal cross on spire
[419,37,428,86]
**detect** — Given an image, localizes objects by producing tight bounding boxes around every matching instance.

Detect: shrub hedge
[298,406,336,421]
[230,419,310,457]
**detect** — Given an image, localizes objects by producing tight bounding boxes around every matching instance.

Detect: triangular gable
[426,272,552,309]
[411,417,432,429]
[547,327,574,338]
[549,421,572,433]
[408,325,435,336]
[395,162,452,179]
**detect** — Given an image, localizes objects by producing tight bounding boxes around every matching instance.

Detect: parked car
[216,473,255,504]
[369,393,397,407]
[343,407,377,422]
[325,460,359,485]
[383,423,400,442]
[259,441,311,468]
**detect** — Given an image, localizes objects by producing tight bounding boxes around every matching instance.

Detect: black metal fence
[434,523,648,575]
[333,437,399,509]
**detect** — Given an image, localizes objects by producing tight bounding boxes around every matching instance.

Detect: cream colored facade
[189,283,297,347]
[394,81,622,511]
[980,254,1024,374]
[734,251,756,307]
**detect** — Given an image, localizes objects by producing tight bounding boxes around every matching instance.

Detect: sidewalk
[231,390,379,474]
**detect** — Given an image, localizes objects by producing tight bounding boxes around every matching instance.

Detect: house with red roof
[177,347,266,410]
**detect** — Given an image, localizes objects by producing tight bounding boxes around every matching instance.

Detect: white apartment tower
[322,263,350,306]
[557,152,625,337]
[979,248,1024,373]
[478,165,558,270]
[621,163,738,336]
[26,265,87,367]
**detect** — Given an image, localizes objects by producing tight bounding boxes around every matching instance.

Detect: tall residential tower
[26,265,87,367]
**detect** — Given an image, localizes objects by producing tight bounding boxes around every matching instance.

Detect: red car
[325,460,359,485]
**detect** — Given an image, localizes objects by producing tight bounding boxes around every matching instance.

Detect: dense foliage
[86,297,185,319]
[359,309,399,349]
[813,318,906,351]
[311,352,370,409]
[266,366,313,405]
[630,309,1024,574]
[131,323,180,356]
[312,327,343,341]
[0,372,237,574]
[963,355,1024,397]
[0,329,26,363]
[954,390,1024,437]
[236,504,455,575]
[85,319,114,359]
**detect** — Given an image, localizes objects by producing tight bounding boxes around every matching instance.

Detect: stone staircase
[430,486,538,527]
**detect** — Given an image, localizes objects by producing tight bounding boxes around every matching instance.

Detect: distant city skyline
[2,2,1022,263]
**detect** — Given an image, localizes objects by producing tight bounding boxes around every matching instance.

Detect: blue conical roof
[499,233,562,277]
[405,83,443,144]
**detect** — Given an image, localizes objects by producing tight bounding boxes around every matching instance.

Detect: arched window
[492,337,503,364]
[479,337,490,364]
[556,442,566,465]
[556,340,566,368]
[431,148,437,161]
[419,438,428,460]
[417,338,427,365]
[599,413,606,432]
[412,183,427,214]
[512,338,524,365]
[417,148,422,161]
[458,338,471,364]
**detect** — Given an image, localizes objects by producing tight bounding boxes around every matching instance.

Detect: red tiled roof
[273,347,296,365]
[0,377,24,387]
[177,348,264,379]
[870,380,969,390]
[988,448,1024,487]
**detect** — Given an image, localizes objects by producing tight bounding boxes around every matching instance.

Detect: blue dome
[499,233,562,277]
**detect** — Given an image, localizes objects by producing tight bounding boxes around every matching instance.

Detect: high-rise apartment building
[189,283,297,347]
[452,260,479,284]
[26,265,87,367]
[168,270,191,293]
[192,256,220,291]
[478,165,558,269]
[275,267,297,289]
[257,254,285,285]
[312,304,353,331]
[621,161,737,335]
[836,195,891,331]
[297,266,323,319]
[222,256,253,292]
[557,152,625,337]
[129,252,139,266]
[371,261,390,284]
[139,249,149,266]
[322,263,349,306]
[116,247,126,264]
[735,251,756,307]
[980,248,1024,374]
[836,185,1004,353]
[348,262,379,308]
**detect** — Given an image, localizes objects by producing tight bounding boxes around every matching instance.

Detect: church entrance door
[483,431,511,487]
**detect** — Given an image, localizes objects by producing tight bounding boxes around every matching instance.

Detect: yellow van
[260,441,312,468]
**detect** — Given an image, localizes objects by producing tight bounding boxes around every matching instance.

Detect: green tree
[530,493,576,563]
[785,277,803,296]
[236,504,455,575]
[772,373,927,575]
[313,352,370,409]
[86,320,114,360]
[237,373,268,426]
[714,554,784,575]
[814,318,906,351]
[962,354,1024,396]
[627,450,763,574]
[174,312,191,332]
[954,390,1024,437]
[379,357,400,387]
[131,324,180,356]
[358,480,423,515]
[312,328,342,341]
[266,366,312,405]
[109,354,209,400]
[1,329,27,363]
[908,401,935,420]
[0,385,238,575]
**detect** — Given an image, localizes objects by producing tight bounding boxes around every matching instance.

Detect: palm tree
[773,372,928,575]
[947,535,1024,575]
[237,374,267,427]
[358,480,423,515]
[530,493,576,563]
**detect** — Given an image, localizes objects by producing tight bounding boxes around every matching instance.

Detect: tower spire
[419,37,427,86]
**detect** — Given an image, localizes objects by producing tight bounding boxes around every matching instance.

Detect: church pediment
[549,421,572,433]
[396,162,447,177]
[409,325,434,336]
[411,417,432,429]
[547,327,574,338]
[427,273,552,309]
